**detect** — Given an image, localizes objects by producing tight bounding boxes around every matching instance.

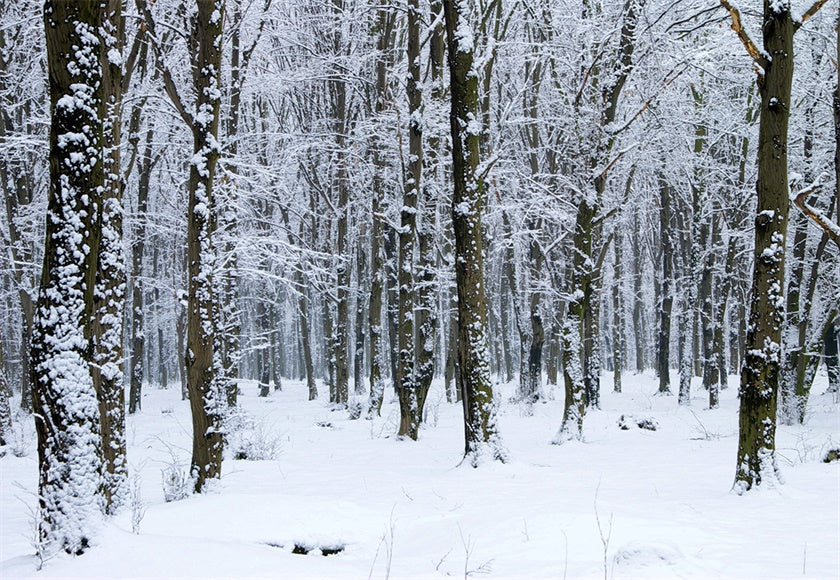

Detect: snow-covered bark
[185,0,226,492]
[657,174,673,395]
[33,1,105,552]
[443,0,504,464]
[128,90,152,415]
[0,344,11,446]
[396,0,424,439]
[721,0,818,493]
[92,0,127,513]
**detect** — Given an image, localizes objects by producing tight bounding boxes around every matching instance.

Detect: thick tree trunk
[92,0,127,514]
[185,1,225,493]
[367,0,392,417]
[444,0,504,463]
[34,1,105,552]
[732,1,794,493]
[556,198,594,442]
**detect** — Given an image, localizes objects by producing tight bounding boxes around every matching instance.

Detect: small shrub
[130,472,146,534]
[161,463,190,502]
[618,414,658,431]
[230,423,282,461]
[822,448,840,463]
[9,419,33,458]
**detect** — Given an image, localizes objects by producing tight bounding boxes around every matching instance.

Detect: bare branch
[718,0,768,70]
[607,65,687,137]
[135,0,193,127]
[795,0,830,32]
[792,187,840,250]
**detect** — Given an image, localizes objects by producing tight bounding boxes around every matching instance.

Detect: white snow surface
[1,371,838,579]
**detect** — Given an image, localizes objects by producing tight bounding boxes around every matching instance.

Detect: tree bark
[184,1,226,493]
[396,0,422,438]
[34,0,105,552]
[728,0,797,493]
[92,0,127,513]
[657,174,673,395]
[443,0,504,463]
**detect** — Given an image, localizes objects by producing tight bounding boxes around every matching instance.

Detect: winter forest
[1,0,839,577]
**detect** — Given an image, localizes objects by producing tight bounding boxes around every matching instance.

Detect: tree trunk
[612,230,623,393]
[731,0,795,493]
[129,102,152,414]
[34,1,105,552]
[397,0,423,438]
[631,217,646,374]
[367,0,393,416]
[443,0,504,463]
[92,0,127,514]
[354,239,367,396]
[185,1,225,493]
[296,271,317,400]
[0,338,12,447]
[826,321,839,393]
[657,175,673,395]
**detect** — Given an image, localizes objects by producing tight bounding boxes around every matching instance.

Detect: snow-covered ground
[1,371,838,579]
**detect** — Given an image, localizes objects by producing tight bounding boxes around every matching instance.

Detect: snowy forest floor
[1,371,838,579]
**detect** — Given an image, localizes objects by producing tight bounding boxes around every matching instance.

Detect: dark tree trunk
[444,0,504,462]
[612,230,623,393]
[632,214,646,373]
[296,271,317,401]
[730,0,797,493]
[129,102,152,414]
[657,175,673,395]
[396,0,423,439]
[184,1,225,493]
[92,0,127,514]
[354,240,367,396]
[34,1,105,552]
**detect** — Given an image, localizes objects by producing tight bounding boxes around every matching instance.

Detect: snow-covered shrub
[221,407,282,461]
[617,414,658,431]
[130,472,146,534]
[161,462,190,502]
[9,418,33,458]
[230,423,282,461]
[347,398,364,420]
[424,393,442,427]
